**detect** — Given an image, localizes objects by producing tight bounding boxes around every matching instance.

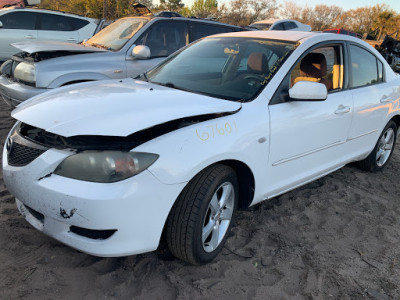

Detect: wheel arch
[218,159,255,210]
[390,114,400,131]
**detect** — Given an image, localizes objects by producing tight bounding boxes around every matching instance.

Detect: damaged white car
[3,31,400,264]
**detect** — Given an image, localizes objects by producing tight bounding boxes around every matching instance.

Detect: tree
[191,0,218,18]
[158,0,184,11]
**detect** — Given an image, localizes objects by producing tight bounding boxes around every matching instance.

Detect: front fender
[135,102,270,194]
[47,72,111,89]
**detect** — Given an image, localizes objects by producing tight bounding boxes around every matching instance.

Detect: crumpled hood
[12,78,241,137]
[11,41,107,54]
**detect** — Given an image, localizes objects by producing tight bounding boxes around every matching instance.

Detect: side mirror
[0,21,3,28]
[289,81,328,101]
[132,45,150,60]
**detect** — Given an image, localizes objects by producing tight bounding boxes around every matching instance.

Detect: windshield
[145,37,296,102]
[86,18,148,51]
[251,23,272,30]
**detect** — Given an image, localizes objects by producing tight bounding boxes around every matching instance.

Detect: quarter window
[0,11,36,30]
[189,23,234,42]
[350,45,383,87]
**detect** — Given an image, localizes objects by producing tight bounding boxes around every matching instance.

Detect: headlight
[14,62,36,84]
[54,151,159,183]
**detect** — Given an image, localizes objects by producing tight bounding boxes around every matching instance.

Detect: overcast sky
[177,0,400,13]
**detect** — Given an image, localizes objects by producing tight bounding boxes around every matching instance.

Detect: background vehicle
[0,15,247,106]
[323,28,361,38]
[0,0,40,9]
[0,7,102,61]
[3,31,399,264]
[250,19,311,31]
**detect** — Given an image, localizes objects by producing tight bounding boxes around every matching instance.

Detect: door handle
[67,38,77,42]
[25,35,35,39]
[380,95,392,103]
[335,105,351,115]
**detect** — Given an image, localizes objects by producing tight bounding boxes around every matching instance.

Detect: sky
[177,0,400,13]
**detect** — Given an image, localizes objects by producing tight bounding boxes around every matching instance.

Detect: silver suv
[0,15,245,107]
[0,7,103,61]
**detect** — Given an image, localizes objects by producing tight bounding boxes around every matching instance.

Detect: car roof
[0,6,95,20]
[207,30,374,47]
[122,15,242,28]
[210,30,316,42]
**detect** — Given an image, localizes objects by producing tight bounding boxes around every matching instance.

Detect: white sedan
[3,31,400,264]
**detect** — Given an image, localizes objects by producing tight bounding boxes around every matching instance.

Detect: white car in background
[3,31,399,264]
[0,7,103,61]
[251,19,311,31]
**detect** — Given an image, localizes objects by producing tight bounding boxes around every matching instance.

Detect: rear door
[347,43,392,154]
[0,11,38,61]
[37,13,80,43]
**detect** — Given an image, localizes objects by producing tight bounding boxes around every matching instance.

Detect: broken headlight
[54,151,159,183]
[14,62,36,84]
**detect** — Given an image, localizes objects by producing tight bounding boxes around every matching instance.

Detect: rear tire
[357,120,397,172]
[166,164,238,265]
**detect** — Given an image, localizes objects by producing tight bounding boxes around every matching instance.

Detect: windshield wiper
[87,43,111,50]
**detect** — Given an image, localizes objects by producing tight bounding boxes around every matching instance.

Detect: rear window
[69,17,90,30]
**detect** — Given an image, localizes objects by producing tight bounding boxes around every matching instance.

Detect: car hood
[12,79,242,137]
[11,41,107,54]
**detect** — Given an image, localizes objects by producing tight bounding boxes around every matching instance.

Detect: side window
[38,13,74,31]
[272,23,284,30]
[0,11,36,29]
[69,17,90,31]
[189,23,234,42]
[136,21,188,58]
[349,44,383,88]
[284,22,297,30]
[290,45,343,92]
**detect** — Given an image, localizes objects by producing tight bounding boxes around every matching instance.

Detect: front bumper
[0,75,46,107]
[2,143,186,257]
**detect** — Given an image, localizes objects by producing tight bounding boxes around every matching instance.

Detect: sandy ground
[0,99,400,300]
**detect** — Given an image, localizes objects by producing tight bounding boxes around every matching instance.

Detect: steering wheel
[244,74,265,82]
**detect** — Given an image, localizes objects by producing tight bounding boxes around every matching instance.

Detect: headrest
[247,53,268,74]
[300,53,327,78]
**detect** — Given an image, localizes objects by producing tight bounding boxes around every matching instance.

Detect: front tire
[357,120,397,172]
[166,164,238,265]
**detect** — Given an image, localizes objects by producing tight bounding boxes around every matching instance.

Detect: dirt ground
[0,99,399,300]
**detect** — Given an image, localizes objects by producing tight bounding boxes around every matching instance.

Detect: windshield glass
[86,18,148,51]
[145,37,296,102]
[251,23,272,30]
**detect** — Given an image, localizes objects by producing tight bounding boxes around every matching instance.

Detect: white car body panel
[3,31,400,257]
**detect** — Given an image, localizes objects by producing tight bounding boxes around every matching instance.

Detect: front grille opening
[25,204,44,224]
[69,226,116,240]
[7,142,47,167]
